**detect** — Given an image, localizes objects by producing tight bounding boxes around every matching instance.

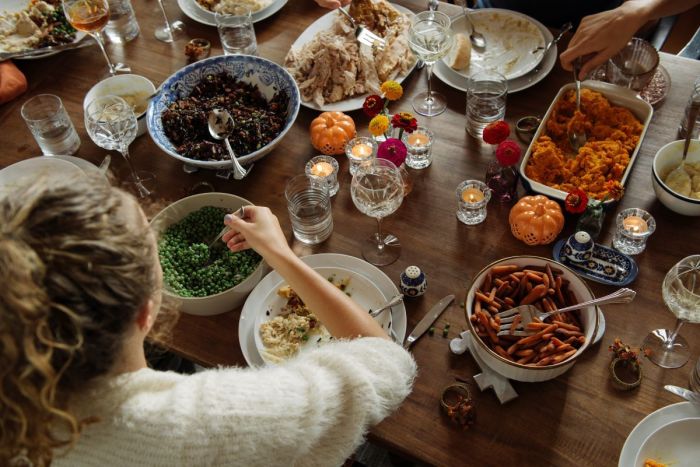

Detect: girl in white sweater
[0,177,416,467]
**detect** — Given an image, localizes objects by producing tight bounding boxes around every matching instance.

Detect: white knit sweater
[52,338,416,467]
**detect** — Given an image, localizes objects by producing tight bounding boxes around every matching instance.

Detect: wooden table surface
[2,1,699,466]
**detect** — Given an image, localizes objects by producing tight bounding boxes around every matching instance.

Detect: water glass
[21,94,81,156]
[466,71,507,138]
[401,126,434,169]
[305,155,339,197]
[608,38,659,91]
[612,208,656,255]
[456,180,491,225]
[345,137,377,175]
[216,8,257,56]
[104,0,140,44]
[285,174,333,245]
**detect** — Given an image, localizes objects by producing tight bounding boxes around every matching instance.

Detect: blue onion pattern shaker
[563,231,594,263]
[400,266,427,297]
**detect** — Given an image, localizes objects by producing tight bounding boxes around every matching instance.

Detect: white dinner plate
[433,10,555,94]
[239,253,408,367]
[0,0,87,59]
[287,4,416,112]
[253,266,393,364]
[634,418,700,467]
[177,0,288,26]
[0,157,84,197]
[619,402,700,467]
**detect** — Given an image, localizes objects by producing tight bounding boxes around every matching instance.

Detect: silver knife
[403,294,455,349]
[664,384,700,404]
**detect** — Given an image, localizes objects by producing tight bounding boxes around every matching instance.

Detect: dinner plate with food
[239,253,408,367]
[177,0,287,26]
[284,0,416,112]
[0,0,87,60]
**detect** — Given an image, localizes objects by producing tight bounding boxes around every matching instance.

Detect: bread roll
[447,33,471,71]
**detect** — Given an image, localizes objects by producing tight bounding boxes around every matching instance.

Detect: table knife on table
[403,294,455,349]
[664,384,700,404]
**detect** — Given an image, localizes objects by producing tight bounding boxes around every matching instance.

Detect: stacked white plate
[0,155,103,198]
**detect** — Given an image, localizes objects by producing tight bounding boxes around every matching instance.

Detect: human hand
[223,206,291,264]
[314,0,351,9]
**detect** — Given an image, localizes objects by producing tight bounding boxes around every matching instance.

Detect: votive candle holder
[305,155,339,197]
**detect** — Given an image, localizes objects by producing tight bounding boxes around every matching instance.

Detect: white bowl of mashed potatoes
[652,139,700,216]
[83,74,155,137]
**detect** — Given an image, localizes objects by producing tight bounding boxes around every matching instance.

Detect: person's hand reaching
[223,206,291,267]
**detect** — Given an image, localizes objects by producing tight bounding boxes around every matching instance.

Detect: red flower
[565,188,589,214]
[483,120,510,145]
[377,138,407,167]
[495,140,521,166]
[390,112,418,133]
[363,94,384,117]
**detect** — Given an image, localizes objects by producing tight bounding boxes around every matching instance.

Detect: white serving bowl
[83,74,156,137]
[464,256,599,382]
[634,417,700,467]
[652,139,700,216]
[150,192,266,316]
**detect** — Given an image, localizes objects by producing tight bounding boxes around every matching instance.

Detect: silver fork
[369,294,404,318]
[337,8,386,50]
[495,288,636,337]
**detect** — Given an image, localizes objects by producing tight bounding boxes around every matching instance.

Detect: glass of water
[85,95,154,198]
[216,8,257,56]
[466,70,507,138]
[285,174,333,245]
[21,94,81,156]
[351,158,404,266]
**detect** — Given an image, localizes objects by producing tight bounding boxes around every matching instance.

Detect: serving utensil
[337,8,386,50]
[0,38,93,60]
[667,99,700,183]
[568,56,587,152]
[496,288,636,337]
[664,384,700,405]
[369,294,404,318]
[459,4,486,51]
[532,22,572,55]
[207,109,249,180]
[404,294,454,349]
[206,206,247,249]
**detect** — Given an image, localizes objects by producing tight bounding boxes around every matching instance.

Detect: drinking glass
[63,0,130,76]
[407,11,453,117]
[155,0,185,43]
[466,70,507,138]
[608,38,659,92]
[285,174,333,245]
[351,158,404,266]
[85,95,153,198]
[642,255,700,368]
[21,94,81,156]
[216,8,257,56]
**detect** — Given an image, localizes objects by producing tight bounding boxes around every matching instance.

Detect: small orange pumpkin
[310,111,356,155]
[509,195,565,246]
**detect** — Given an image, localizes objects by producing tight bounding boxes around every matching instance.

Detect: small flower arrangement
[609,338,643,372]
[564,188,589,214]
[609,338,646,390]
[565,182,625,239]
[483,120,522,202]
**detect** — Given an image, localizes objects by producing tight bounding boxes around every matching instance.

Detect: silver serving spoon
[666,99,700,183]
[568,57,587,153]
[207,109,248,180]
[460,5,486,51]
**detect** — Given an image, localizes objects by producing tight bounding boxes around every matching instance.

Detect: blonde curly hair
[0,176,161,466]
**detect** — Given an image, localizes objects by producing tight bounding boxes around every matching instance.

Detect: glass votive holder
[612,208,656,255]
[456,180,491,225]
[305,155,339,197]
[344,137,377,175]
[608,38,659,91]
[401,126,434,169]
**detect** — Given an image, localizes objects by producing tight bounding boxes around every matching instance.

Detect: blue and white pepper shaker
[563,231,594,263]
[400,266,427,297]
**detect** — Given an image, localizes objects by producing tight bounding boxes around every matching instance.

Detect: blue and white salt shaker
[400,266,427,297]
[563,231,594,263]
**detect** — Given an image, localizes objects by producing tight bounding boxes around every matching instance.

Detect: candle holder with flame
[345,137,377,175]
[612,208,656,255]
[401,126,434,169]
[456,180,491,225]
[306,155,339,197]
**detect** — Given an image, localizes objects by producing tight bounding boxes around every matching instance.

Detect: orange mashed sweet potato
[525,89,644,200]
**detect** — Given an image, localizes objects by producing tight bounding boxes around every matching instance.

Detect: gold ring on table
[440,382,472,412]
[516,116,542,142]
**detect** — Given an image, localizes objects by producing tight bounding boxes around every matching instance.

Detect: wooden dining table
[1,0,699,465]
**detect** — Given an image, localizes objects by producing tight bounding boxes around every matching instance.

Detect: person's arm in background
[561,0,700,79]
[314,0,351,9]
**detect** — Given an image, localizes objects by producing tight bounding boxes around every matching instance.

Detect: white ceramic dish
[150,193,266,316]
[0,157,82,197]
[519,80,654,204]
[652,139,700,216]
[433,12,554,94]
[633,417,700,467]
[619,402,700,467]
[83,74,156,138]
[287,4,416,112]
[177,0,287,26]
[253,266,392,364]
[240,253,407,367]
[464,256,599,383]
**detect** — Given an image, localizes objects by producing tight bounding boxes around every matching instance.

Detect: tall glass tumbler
[608,38,659,91]
[216,8,257,56]
[466,70,507,138]
[285,174,333,245]
[21,94,81,156]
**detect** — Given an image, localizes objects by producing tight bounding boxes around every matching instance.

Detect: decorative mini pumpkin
[310,111,356,155]
[509,195,565,245]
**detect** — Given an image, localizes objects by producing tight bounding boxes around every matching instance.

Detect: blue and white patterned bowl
[147,54,300,170]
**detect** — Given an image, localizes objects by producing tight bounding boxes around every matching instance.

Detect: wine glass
[62,0,130,76]
[85,95,154,198]
[350,159,405,266]
[155,0,185,43]
[642,255,700,368]
[407,10,454,117]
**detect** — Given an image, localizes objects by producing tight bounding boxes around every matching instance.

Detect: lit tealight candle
[310,161,334,177]
[351,143,373,158]
[407,132,429,147]
[461,187,485,203]
[623,215,648,233]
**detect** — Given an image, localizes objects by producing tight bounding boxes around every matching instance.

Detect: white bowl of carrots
[464,256,599,382]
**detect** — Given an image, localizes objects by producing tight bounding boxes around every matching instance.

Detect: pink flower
[495,139,522,166]
[377,138,407,167]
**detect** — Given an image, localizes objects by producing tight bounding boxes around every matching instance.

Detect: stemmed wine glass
[350,159,405,266]
[155,0,185,43]
[62,0,130,76]
[85,95,154,198]
[642,255,700,368]
[407,10,454,117]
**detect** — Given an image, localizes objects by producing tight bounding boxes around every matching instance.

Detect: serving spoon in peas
[207,206,246,249]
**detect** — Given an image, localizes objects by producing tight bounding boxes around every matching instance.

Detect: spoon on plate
[460,5,486,51]
[532,22,572,55]
[207,108,248,180]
